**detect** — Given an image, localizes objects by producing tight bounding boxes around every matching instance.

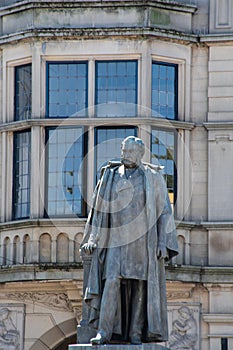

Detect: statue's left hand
[157,243,168,260]
[81,242,97,255]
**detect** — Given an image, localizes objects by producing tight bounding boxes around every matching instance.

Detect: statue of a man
[81,136,179,345]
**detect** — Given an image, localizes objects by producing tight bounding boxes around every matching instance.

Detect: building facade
[0,0,232,349]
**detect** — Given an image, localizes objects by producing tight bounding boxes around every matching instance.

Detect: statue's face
[121,142,141,168]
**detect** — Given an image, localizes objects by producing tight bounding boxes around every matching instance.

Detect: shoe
[130,335,142,345]
[90,332,108,345]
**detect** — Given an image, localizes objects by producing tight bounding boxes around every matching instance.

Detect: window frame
[44,126,88,218]
[14,63,32,121]
[151,60,178,120]
[151,126,177,208]
[94,125,138,183]
[5,52,187,222]
[95,59,138,118]
[46,61,89,118]
[12,129,31,220]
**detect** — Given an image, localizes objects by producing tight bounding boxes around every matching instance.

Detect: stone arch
[13,235,21,264]
[23,234,31,263]
[3,236,11,265]
[57,233,69,263]
[28,318,77,350]
[39,233,52,263]
[74,232,83,263]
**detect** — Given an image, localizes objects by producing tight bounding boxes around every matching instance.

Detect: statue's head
[121,136,145,168]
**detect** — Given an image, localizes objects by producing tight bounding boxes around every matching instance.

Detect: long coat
[81,161,179,342]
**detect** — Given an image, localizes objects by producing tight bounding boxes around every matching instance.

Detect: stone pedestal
[69,344,170,350]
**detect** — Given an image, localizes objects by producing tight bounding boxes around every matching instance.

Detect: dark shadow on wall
[54,334,77,350]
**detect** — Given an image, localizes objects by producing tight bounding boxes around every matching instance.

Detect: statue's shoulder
[142,162,164,174]
[99,161,122,178]
[108,160,122,167]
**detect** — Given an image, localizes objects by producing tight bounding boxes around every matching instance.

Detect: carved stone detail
[0,304,24,350]
[167,291,192,299]
[7,292,72,311]
[166,282,195,300]
[167,304,200,350]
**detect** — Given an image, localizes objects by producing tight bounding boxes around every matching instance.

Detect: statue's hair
[121,136,145,157]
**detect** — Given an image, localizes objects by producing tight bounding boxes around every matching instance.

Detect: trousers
[98,278,146,341]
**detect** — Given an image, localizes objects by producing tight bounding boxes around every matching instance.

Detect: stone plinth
[69,344,170,350]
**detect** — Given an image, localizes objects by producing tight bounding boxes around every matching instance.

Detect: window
[152,62,178,119]
[13,131,31,219]
[95,60,138,117]
[151,129,176,206]
[221,338,228,350]
[47,62,88,118]
[95,126,137,181]
[45,127,85,217]
[14,64,32,121]
[10,58,181,222]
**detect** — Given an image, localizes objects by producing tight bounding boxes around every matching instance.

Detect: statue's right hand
[81,242,97,255]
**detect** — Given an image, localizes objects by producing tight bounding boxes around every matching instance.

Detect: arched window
[23,234,30,263]
[13,235,20,264]
[39,233,52,263]
[3,237,11,266]
[57,233,69,263]
[74,232,83,263]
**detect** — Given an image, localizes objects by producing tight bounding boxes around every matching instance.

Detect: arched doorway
[53,334,77,350]
[29,318,77,350]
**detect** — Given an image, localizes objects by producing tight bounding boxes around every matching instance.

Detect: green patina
[150,9,170,26]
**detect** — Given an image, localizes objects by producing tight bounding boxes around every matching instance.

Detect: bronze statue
[81,136,179,345]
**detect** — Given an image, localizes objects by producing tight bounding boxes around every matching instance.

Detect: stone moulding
[0,27,199,46]
[0,118,195,133]
[6,292,73,311]
[0,0,197,14]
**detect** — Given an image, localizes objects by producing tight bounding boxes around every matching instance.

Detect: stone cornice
[166,265,233,283]
[0,0,197,15]
[201,221,233,229]
[1,217,233,232]
[203,313,233,323]
[0,27,198,46]
[200,34,233,45]
[176,220,199,229]
[0,264,232,284]
[0,218,86,230]
[204,121,233,131]
[0,264,83,283]
[0,117,195,132]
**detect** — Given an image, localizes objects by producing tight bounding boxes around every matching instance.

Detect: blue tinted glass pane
[96,61,137,117]
[15,64,32,121]
[13,131,31,219]
[151,129,176,205]
[47,62,87,118]
[95,127,137,180]
[46,127,84,216]
[152,62,177,120]
[108,62,117,75]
